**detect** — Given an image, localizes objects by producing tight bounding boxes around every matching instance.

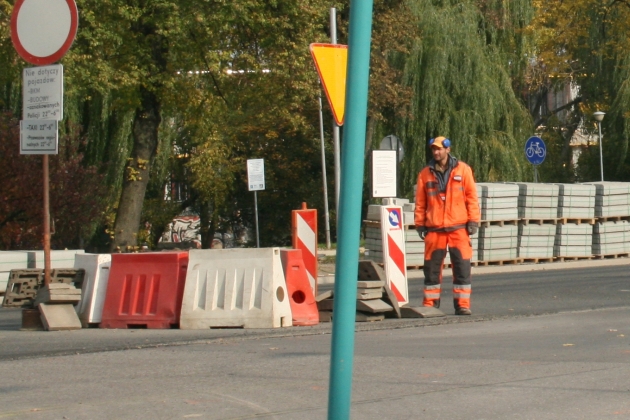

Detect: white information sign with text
[20,120,59,155]
[247,158,265,191]
[22,64,63,120]
[372,150,397,198]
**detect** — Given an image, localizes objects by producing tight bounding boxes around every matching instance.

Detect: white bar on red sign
[380,205,409,305]
[293,208,318,295]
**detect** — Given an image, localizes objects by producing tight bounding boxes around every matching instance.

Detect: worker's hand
[416,226,427,240]
[467,222,478,236]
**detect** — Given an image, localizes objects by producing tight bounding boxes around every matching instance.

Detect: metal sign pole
[331,7,341,222]
[254,191,260,248]
[318,95,332,249]
[43,155,51,285]
[328,0,373,418]
[597,121,604,182]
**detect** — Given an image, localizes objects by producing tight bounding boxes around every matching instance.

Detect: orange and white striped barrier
[292,202,318,295]
[380,205,409,305]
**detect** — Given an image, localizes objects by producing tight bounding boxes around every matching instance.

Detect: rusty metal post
[43,155,51,285]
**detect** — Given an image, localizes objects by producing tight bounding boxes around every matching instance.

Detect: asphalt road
[0,260,629,419]
[1,261,629,361]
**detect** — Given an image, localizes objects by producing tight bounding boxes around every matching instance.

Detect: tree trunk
[199,200,211,249]
[111,89,161,251]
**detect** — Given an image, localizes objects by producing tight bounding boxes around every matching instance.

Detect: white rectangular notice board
[20,120,58,155]
[247,158,265,191]
[372,150,397,198]
[22,64,63,121]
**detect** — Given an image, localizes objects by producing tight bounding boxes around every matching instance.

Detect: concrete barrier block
[180,248,293,329]
[74,253,111,326]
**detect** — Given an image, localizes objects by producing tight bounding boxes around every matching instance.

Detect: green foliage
[12,0,630,251]
[396,0,535,197]
[530,0,630,182]
[0,112,107,249]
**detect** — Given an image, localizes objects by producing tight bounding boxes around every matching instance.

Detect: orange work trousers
[422,228,472,310]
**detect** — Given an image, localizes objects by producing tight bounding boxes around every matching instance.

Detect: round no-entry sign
[11,0,78,66]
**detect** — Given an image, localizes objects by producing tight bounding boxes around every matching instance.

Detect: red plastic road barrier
[280,249,319,326]
[100,252,188,329]
[292,202,318,296]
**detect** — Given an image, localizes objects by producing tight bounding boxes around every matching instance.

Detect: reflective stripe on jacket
[414,156,480,230]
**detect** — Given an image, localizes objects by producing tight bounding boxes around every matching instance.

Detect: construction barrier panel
[180,248,293,329]
[380,205,409,306]
[2,268,84,308]
[292,203,318,295]
[2,269,44,308]
[280,249,319,326]
[74,253,112,327]
[100,252,188,329]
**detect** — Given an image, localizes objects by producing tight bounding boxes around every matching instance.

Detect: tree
[0,111,106,249]
[55,0,340,250]
[529,0,630,181]
[392,0,535,196]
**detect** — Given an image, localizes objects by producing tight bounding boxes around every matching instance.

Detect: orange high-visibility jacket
[414,156,480,230]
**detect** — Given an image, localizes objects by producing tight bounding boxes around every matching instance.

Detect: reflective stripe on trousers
[422,228,472,309]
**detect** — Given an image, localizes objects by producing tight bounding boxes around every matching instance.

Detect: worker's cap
[429,136,451,148]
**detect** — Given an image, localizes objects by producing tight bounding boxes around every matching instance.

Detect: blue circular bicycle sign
[525,136,546,165]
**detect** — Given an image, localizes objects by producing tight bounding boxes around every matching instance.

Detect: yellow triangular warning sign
[309,43,348,126]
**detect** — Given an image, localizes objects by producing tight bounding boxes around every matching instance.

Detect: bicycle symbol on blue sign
[525,136,546,165]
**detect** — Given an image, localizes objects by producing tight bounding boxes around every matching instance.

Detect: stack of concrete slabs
[364,202,437,267]
[556,183,596,218]
[402,202,415,227]
[364,222,384,264]
[554,223,593,257]
[584,182,630,217]
[592,220,630,255]
[477,224,518,261]
[366,204,383,222]
[518,224,556,259]
[476,183,519,221]
[512,183,559,220]
[403,228,426,266]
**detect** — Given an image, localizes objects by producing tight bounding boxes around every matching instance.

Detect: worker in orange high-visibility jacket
[414,136,480,315]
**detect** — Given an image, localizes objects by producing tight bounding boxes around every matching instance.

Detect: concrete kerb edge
[318,256,630,283]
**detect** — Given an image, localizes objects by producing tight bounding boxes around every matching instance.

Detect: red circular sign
[11,0,78,66]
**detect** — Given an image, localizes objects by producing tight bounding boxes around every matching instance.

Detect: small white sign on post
[23,64,63,120]
[20,120,59,155]
[372,150,397,198]
[247,158,265,191]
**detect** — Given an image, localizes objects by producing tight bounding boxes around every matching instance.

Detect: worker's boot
[455,307,471,316]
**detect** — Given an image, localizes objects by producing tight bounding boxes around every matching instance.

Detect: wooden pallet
[553,255,593,262]
[472,258,522,266]
[557,217,597,225]
[479,219,519,227]
[592,253,630,260]
[596,215,630,223]
[520,257,555,264]
[519,218,559,226]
